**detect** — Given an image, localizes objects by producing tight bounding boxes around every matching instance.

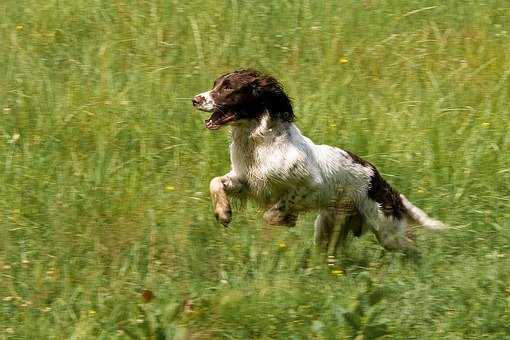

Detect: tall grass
[1,1,509,338]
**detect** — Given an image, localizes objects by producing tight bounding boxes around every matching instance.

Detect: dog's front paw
[214,208,232,226]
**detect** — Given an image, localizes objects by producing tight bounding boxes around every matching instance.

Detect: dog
[192,69,445,254]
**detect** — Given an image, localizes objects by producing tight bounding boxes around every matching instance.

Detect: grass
[1,0,509,338]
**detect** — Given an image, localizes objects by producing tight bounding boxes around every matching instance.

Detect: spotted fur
[193,69,445,254]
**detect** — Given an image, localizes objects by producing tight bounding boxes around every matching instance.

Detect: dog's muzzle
[192,91,236,129]
[192,91,215,112]
[192,95,205,107]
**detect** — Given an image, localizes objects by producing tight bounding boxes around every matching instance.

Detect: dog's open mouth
[204,111,236,130]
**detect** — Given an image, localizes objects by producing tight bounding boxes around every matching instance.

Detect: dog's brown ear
[255,77,295,122]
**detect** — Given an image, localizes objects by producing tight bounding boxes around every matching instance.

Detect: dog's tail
[400,194,446,230]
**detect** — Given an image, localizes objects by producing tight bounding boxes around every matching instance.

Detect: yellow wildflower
[331,268,344,277]
[339,57,349,64]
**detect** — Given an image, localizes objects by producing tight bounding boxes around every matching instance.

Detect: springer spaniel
[192,69,445,254]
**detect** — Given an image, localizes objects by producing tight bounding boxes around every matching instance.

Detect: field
[1,0,510,338]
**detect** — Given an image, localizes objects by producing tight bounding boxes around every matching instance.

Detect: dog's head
[192,69,294,130]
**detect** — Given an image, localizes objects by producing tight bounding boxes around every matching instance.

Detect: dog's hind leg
[375,217,414,251]
[263,200,298,227]
[314,210,349,254]
[360,200,414,251]
[326,215,350,258]
[314,210,334,250]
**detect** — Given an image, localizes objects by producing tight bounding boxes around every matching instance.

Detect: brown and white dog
[192,69,445,254]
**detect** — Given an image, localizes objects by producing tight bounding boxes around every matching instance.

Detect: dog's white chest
[229,122,327,207]
[232,139,306,187]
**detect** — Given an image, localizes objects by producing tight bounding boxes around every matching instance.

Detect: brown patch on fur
[367,168,405,219]
[344,149,370,167]
[206,69,295,127]
[344,149,405,219]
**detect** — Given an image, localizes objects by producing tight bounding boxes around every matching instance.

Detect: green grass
[1,0,510,338]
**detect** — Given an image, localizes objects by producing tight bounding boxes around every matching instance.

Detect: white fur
[210,113,444,253]
[400,194,446,230]
[195,90,215,111]
[229,116,373,208]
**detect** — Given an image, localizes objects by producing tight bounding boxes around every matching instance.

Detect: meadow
[1,0,509,338]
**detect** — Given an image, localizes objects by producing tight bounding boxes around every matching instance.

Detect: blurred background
[1,1,509,338]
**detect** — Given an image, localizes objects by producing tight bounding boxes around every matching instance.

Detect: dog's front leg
[209,173,244,226]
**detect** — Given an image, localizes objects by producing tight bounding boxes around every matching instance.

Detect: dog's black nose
[192,96,204,106]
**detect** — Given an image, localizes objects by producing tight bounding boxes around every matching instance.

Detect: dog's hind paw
[263,208,297,227]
